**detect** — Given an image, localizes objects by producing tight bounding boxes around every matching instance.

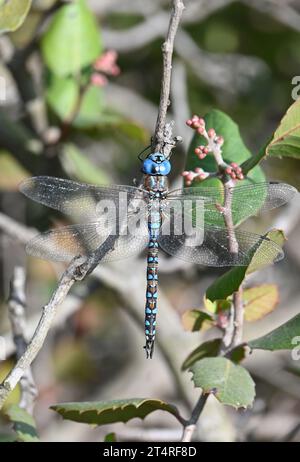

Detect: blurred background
[0,0,300,442]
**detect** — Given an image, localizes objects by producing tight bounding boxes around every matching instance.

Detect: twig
[231,287,244,347]
[0,256,90,410]
[181,393,208,442]
[153,0,185,152]
[8,267,37,414]
[219,182,244,354]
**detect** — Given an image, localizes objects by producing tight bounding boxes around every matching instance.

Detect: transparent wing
[26,220,149,263]
[20,176,148,222]
[168,182,297,216]
[159,224,283,267]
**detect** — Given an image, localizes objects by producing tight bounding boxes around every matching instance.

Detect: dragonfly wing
[26,221,149,263]
[168,182,297,216]
[20,176,148,223]
[158,224,283,267]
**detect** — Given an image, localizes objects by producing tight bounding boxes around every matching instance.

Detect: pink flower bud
[203,147,209,154]
[195,167,203,173]
[216,136,224,145]
[198,118,205,126]
[231,162,238,168]
[182,171,189,177]
[91,73,108,87]
[237,173,244,180]
[186,119,192,126]
[94,50,120,76]
[197,126,205,135]
[199,153,206,159]
[231,172,237,180]
[207,128,216,138]
[195,147,201,155]
[225,167,232,175]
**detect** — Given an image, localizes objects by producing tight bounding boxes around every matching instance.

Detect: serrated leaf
[266,99,300,159]
[46,75,104,128]
[0,0,32,34]
[50,399,181,426]
[41,0,102,76]
[182,339,221,371]
[249,313,300,351]
[5,405,39,442]
[189,357,255,409]
[206,230,285,302]
[181,309,214,332]
[244,284,279,322]
[185,110,265,226]
[60,144,110,184]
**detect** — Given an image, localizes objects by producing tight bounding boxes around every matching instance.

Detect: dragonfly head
[141,152,171,176]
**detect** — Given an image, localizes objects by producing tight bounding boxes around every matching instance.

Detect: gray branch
[8,266,37,414]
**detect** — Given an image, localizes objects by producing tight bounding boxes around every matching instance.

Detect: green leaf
[206,266,247,302]
[189,357,255,409]
[266,99,300,159]
[181,309,214,332]
[0,0,32,34]
[182,340,248,371]
[185,110,265,226]
[244,284,279,322]
[240,136,272,175]
[182,339,221,371]
[46,75,104,128]
[60,144,110,184]
[206,230,285,302]
[0,151,29,191]
[229,344,248,363]
[5,405,39,442]
[104,432,117,442]
[50,399,181,425]
[249,313,300,351]
[41,0,102,76]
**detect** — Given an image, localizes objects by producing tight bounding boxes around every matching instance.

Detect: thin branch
[0,256,90,410]
[181,393,208,442]
[8,267,37,414]
[154,0,185,152]
[231,287,244,347]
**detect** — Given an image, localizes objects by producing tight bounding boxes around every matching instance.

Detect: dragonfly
[20,152,297,358]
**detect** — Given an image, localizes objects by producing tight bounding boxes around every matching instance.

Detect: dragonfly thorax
[141,152,171,176]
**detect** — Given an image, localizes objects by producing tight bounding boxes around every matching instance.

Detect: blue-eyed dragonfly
[20,152,297,358]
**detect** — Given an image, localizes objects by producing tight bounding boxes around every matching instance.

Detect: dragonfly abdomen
[144,201,161,359]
